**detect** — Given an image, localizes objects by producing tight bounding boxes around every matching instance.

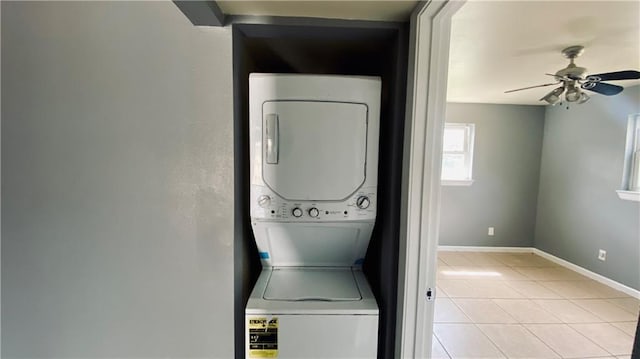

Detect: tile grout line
[435,295,509,358]
[568,298,636,322]
[468,321,510,359]
[516,317,620,358]
[568,323,623,358]
[567,322,635,357]
[432,333,453,359]
[440,246,640,299]
[604,298,640,316]
[518,323,565,359]
[490,297,565,324]
[434,251,638,358]
[476,322,562,359]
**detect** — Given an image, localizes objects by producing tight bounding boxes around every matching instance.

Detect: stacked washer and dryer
[246,74,381,358]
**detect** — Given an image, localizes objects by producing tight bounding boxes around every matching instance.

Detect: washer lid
[263,268,362,301]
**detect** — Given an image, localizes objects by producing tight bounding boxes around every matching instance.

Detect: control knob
[257,195,271,208]
[308,207,319,218]
[356,196,371,209]
[292,207,303,218]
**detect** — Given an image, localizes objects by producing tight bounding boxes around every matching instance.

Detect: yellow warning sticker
[248,317,278,358]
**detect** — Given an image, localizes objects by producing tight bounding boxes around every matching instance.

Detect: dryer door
[262,101,368,201]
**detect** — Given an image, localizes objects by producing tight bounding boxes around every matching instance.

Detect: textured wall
[1,2,234,357]
[535,85,640,290]
[439,103,545,247]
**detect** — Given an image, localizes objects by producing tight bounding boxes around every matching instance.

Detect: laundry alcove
[232,18,409,359]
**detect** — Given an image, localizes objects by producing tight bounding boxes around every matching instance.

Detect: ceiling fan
[505,45,640,105]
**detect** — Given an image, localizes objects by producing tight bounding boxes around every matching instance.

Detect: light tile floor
[433,251,639,359]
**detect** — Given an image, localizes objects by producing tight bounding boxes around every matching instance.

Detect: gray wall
[439,103,545,247]
[535,85,640,290]
[2,2,234,357]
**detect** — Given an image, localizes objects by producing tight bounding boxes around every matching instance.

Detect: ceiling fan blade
[586,70,640,82]
[581,82,624,96]
[505,82,560,93]
[546,73,577,82]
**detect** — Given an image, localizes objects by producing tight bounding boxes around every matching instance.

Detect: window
[617,113,640,201]
[441,123,475,186]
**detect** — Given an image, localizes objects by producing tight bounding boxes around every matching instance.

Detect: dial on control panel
[356,196,370,209]
[308,207,319,218]
[292,207,303,218]
[257,195,271,208]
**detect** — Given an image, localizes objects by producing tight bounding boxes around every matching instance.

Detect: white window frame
[617,113,640,201]
[441,123,475,186]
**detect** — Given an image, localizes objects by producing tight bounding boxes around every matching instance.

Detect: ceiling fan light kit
[540,86,564,105]
[578,92,590,104]
[564,86,582,102]
[506,45,640,106]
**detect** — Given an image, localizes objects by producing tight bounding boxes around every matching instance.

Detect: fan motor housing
[555,65,587,80]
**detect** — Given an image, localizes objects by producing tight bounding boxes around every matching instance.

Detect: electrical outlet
[598,249,606,261]
[488,227,495,236]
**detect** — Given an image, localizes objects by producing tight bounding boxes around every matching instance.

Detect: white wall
[1,2,234,357]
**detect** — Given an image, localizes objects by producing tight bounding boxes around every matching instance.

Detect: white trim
[441,179,474,186]
[395,0,465,358]
[439,245,533,253]
[532,249,640,300]
[616,190,640,202]
[621,113,640,191]
[436,246,640,299]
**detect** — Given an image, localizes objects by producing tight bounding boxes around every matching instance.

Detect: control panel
[251,185,377,221]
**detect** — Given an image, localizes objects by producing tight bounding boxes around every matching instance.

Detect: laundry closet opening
[232,19,408,359]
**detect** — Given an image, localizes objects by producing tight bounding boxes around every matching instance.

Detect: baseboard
[438,245,640,299]
[438,245,534,253]
[532,249,640,300]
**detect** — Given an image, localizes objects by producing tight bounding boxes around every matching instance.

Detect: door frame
[396,0,465,357]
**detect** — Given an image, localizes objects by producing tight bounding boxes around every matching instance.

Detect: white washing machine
[246,74,381,358]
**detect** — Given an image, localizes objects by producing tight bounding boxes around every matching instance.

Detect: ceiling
[449,0,640,105]
[215,0,640,106]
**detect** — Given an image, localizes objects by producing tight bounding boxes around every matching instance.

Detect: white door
[262,100,368,201]
[396,1,466,358]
